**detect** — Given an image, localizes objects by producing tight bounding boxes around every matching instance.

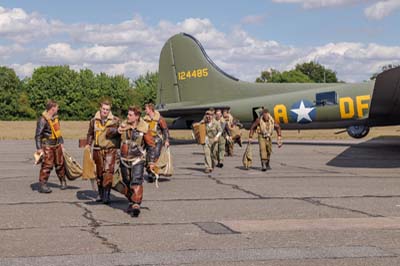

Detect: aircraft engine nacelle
[346,125,370,139]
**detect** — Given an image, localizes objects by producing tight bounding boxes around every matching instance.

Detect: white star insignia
[291,100,315,122]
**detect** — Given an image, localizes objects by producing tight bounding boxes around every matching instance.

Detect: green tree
[132,72,158,108]
[0,66,35,120]
[256,69,312,83]
[295,61,338,83]
[25,66,134,120]
[26,65,80,119]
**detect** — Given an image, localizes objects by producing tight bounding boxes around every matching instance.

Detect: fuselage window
[315,91,337,106]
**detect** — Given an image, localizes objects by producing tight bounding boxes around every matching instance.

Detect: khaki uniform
[203,119,222,171]
[257,115,274,162]
[249,114,281,170]
[224,113,242,156]
[215,118,230,165]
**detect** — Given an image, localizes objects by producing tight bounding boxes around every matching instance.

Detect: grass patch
[1,121,400,140]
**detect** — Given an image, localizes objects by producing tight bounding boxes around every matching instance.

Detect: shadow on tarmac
[327,136,400,168]
[30,182,80,191]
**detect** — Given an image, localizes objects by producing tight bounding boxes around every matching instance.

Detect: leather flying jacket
[119,119,157,164]
[35,116,64,149]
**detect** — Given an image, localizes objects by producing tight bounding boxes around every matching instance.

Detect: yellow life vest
[42,111,62,139]
[94,119,113,146]
[144,111,161,137]
[93,111,119,148]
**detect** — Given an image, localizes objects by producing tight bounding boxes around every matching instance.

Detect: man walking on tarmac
[215,109,231,168]
[202,109,222,173]
[143,103,170,182]
[85,100,120,204]
[249,109,282,171]
[35,100,67,193]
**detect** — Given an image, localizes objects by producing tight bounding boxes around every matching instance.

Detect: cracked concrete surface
[1,139,400,265]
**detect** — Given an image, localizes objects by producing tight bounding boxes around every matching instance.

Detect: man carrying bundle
[34,100,67,193]
[143,103,170,182]
[249,109,282,171]
[202,109,222,173]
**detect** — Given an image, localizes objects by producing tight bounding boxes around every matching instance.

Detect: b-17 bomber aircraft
[156,33,400,138]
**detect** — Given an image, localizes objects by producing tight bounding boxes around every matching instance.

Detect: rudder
[157,33,241,106]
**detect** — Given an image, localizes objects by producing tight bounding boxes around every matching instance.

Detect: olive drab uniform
[143,111,169,178]
[203,119,222,172]
[86,111,120,203]
[249,113,282,171]
[224,113,243,156]
[113,118,156,217]
[35,111,66,192]
[215,117,231,166]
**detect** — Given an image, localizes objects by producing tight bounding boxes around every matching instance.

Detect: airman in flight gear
[116,106,156,217]
[202,109,222,173]
[35,100,67,193]
[143,103,170,182]
[214,109,231,168]
[249,109,282,171]
[86,100,120,204]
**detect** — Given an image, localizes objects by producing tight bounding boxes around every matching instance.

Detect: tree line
[1,62,395,120]
[0,65,157,120]
[256,62,339,83]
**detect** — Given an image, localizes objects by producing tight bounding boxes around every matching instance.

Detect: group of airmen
[35,100,169,217]
[199,108,282,173]
[34,100,282,218]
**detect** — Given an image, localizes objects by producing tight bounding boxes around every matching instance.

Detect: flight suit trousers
[120,161,145,205]
[93,148,117,189]
[203,141,218,170]
[217,136,226,164]
[258,135,272,163]
[39,145,66,184]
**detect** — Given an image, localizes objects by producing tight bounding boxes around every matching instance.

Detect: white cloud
[41,43,129,64]
[272,0,363,9]
[273,0,400,20]
[241,15,266,25]
[0,6,63,43]
[11,62,39,77]
[364,0,400,20]
[289,42,400,82]
[1,5,400,82]
[0,44,24,59]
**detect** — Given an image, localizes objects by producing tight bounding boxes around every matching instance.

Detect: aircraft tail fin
[157,33,240,106]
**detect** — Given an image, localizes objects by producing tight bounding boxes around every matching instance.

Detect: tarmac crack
[207,175,263,199]
[73,202,122,253]
[300,198,384,218]
[205,175,388,218]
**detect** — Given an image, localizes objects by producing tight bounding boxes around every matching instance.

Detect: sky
[0,0,400,82]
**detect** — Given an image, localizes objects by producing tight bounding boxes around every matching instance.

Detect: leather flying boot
[96,185,104,202]
[265,160,271,170]
[39,183,52,193]
[131,203,141,217]
[126,203,141,217]
[261,162,267,172]
[60,179,67,190]
[102,186,111,204]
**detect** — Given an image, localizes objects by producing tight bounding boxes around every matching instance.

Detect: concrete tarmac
[1,137,400,266]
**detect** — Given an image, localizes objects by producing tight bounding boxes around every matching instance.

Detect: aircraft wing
[158,106,230,117]
[158,105,230,129]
